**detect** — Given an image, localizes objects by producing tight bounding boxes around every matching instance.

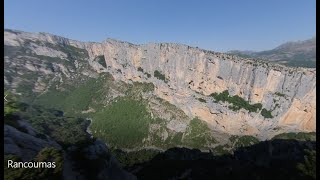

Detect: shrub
[210,90,263,113]
[4,92,19,117]
[261,108,273,118]
[297,150,316,179]
[275,92,285,97]
[197,98,206,103]
[272,132,316,141]
[145,72,151,78]
[4,102,19,117]
[154,70,167,82]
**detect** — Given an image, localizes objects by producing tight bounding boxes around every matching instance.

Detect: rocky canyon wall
[4,30,316,139]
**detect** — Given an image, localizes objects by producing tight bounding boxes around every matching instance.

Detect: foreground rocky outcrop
[63,139,137,180]
[4,29,316,141]
[4,123,61,161]
[4,106,137,180]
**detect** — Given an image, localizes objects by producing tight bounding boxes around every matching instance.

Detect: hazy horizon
[4,0,316,52]
[4,28,315,54]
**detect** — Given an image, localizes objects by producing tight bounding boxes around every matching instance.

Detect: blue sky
[4,0,315,52]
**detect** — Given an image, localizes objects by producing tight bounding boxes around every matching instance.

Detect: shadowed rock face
[127,140,316,180]
[4,124,61,161]
[4,29,316,141]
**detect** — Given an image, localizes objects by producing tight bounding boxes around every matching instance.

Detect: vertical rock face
[83,39,315,139]
[4,29,316,139]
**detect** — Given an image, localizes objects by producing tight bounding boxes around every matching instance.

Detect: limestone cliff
[4,29,316,140]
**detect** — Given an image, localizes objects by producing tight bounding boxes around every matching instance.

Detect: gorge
[4,29,316,179]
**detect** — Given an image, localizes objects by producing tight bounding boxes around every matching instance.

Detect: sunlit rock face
[4,29,316,140]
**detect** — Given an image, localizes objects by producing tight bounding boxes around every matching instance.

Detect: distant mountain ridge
[227,37,316,68]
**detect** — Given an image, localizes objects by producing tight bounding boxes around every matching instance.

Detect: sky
[4,0,316,52]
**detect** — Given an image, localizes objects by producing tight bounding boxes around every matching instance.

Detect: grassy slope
[90,98,153,148]
[272,132,316,141]
[183,118,217,149]
[33,73,111,116]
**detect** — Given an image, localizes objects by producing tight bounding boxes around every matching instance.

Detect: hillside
[227,37,316,68]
